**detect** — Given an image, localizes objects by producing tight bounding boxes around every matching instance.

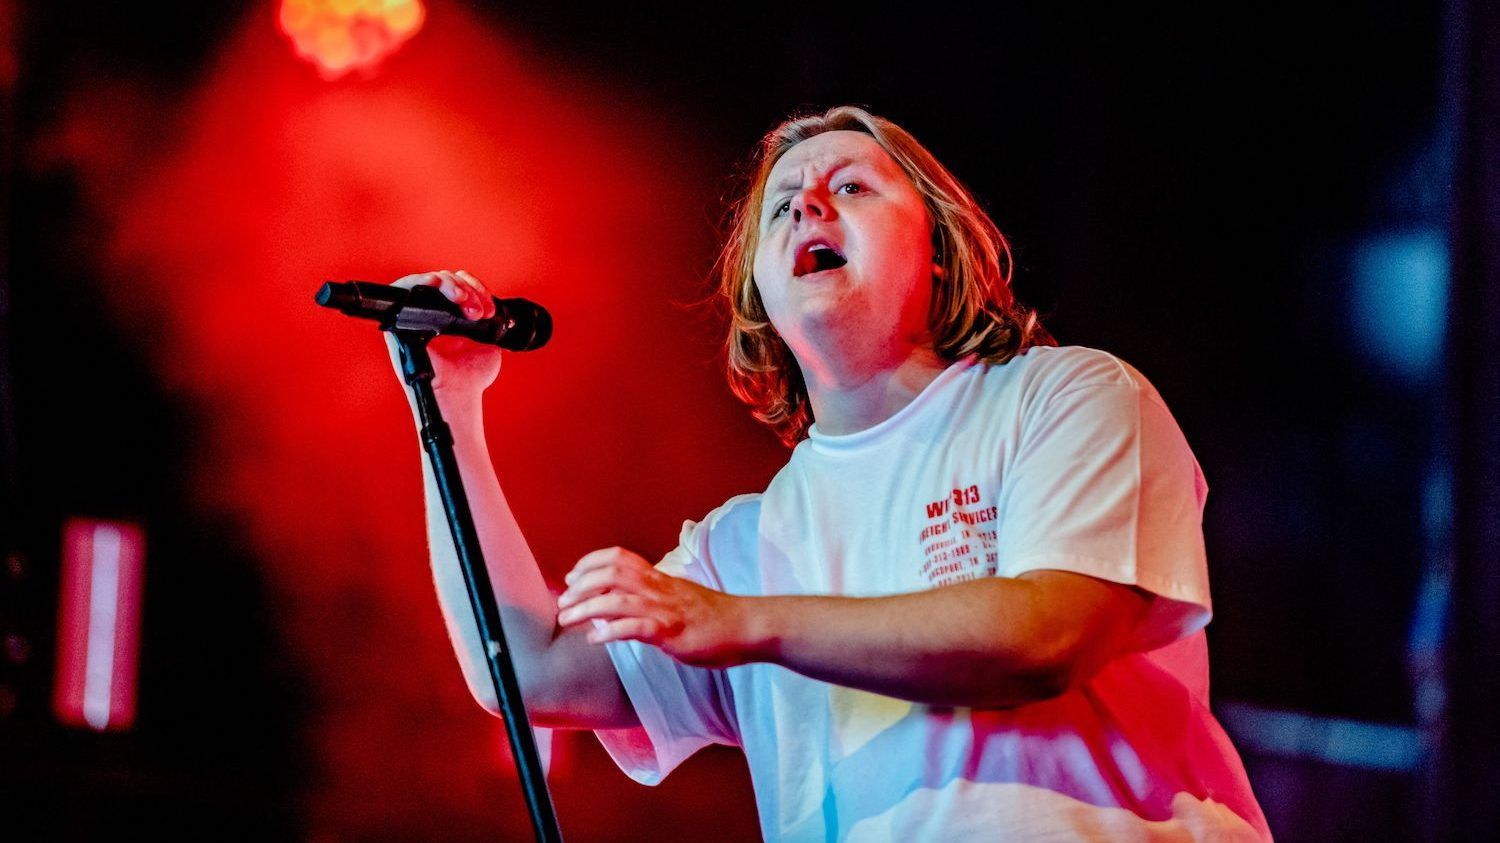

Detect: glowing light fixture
[278,0,425,79]
[53,518,146,732]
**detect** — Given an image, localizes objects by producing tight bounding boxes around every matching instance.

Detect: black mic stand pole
[393,329,563,843]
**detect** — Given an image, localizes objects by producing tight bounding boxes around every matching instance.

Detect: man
[389,106,1270,840]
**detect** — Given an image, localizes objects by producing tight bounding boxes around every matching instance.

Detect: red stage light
[278,0,425,79]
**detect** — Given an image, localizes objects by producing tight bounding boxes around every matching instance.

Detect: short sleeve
[995,361,1213,652]
[593,517,741,785]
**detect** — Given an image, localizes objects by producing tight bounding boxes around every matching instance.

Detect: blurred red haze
[35,2,780,838]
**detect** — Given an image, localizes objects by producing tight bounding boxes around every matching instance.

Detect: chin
[783,304,881,349]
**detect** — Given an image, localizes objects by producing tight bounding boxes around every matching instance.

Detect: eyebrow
[766,156,864,197]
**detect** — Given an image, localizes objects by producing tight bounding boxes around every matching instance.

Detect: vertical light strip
[54,517,144,731]
[82,523,122,730]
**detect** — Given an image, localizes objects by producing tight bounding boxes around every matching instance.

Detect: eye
[770,199,791,220]
[837,182,864,195]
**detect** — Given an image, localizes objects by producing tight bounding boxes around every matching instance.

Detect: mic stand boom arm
[393,329,563,843]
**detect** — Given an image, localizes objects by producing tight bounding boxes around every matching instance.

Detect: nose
[791,188,831,224]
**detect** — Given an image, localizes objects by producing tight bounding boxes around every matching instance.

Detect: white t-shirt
[595,346,1270,841]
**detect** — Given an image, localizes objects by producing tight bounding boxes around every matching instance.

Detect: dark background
[2,1,1494,840]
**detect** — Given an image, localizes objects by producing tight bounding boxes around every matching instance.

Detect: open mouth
[793,242,848,277]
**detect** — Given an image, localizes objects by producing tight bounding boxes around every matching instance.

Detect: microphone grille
[496,299,552,351]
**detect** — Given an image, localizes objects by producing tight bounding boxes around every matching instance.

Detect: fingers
[586,617,663,645]
[433,270,487,321]
[454,270,496,320]
[557,546,661,632]
[390,270,496,320]
[566,546,650,587]
[437,270,496,321]
[557,547,653,617]
[557,590,654,627]
[557,563,644,610]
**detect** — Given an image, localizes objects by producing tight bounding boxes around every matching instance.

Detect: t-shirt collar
[805,356,977,454]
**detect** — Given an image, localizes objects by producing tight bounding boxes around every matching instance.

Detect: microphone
[315,281,552,351]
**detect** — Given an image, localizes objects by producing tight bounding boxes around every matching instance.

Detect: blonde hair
[717,105,1054,446]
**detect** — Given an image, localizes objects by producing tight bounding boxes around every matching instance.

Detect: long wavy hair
[717,105,1054,446]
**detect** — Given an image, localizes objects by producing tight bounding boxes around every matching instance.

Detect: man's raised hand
[384,270,503,396]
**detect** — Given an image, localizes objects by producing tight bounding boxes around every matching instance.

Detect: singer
[386,106,1270,840]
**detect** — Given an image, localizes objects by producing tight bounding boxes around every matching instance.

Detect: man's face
[751,130,936,365]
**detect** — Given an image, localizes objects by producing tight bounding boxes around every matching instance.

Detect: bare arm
[391,270,636,730]
[557,549,1150,708]
[740,572,1150,707]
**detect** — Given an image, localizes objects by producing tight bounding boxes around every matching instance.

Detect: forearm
[559,554,1143,708]
[416,390,630,728]
[745,577,1100,708]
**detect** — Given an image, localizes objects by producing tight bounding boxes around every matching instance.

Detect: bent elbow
[982,635,1088,707]
[1026,661,1077,703]
[986,659,1072,707]
[1011,644,1120,705]
[468,682,502,717]
[469,673,561,723]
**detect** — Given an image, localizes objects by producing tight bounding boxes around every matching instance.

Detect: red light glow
[278,0,424,79]
[39,2,774,835]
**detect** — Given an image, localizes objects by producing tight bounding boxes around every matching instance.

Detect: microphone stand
[393,329,564,843]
